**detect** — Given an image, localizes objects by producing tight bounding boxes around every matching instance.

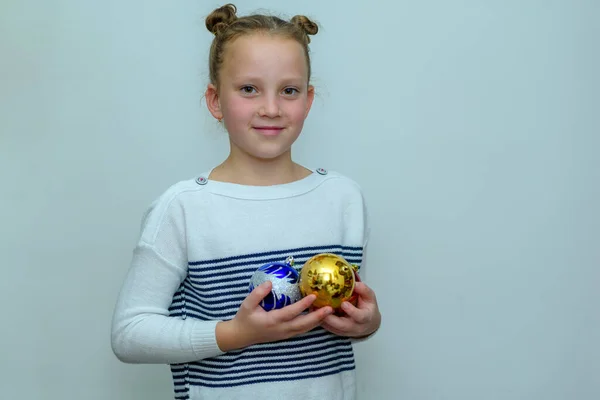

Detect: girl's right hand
[216,281,332,351]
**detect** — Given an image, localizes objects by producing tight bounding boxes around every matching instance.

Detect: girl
[111,4,381,399]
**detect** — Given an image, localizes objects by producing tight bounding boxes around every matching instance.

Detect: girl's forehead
[227,34,303,57]
[221,35,308,79]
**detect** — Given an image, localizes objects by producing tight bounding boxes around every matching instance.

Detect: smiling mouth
[253,126,284,135]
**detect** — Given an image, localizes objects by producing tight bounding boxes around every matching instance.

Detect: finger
[273,294,317,321]
[287,305,333,333]
[322,313,355,332]
[320,321,349,336]
[243,281,272,309]
[340,301,369,324]
[352,282,377,302]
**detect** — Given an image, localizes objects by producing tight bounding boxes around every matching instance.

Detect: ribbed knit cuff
[190,320,225,359]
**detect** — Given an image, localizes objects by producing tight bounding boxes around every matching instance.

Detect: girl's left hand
[320,282,381,338]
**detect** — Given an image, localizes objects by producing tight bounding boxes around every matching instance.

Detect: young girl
[111,4,381,399]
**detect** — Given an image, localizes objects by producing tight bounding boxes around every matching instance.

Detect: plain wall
[1,0,598,399]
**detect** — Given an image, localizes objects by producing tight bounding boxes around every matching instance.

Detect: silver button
[316,167,328,175]
[195,176,208,185]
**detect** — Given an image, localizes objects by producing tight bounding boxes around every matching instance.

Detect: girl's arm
[111,241,224,364]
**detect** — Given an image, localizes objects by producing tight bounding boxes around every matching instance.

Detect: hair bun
[206,4,238,35]
[290,15,319,42]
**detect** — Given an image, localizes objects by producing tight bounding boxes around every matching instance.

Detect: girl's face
[206,34,314,162]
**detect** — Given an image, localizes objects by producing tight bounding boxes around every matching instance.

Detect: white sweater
[111,167,370,400]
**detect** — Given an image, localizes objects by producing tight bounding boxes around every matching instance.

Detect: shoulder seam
[144,179,208,244]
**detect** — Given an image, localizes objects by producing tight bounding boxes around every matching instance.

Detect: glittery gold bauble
[299,253,358,310]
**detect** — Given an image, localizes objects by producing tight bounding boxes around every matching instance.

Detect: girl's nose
[258,95,281,118]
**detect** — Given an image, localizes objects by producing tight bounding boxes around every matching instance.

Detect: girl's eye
[241,86,256,94]
[283,87,299,96]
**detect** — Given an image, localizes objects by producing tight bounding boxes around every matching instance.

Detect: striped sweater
[111,167,370,400]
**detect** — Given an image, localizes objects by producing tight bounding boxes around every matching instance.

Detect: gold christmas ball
[299,253,358,310]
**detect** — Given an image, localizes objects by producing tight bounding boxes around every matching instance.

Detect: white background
[1,0,598,399]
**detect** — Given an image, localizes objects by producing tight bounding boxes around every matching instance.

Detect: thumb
[352,282,377,302]
[245,281,272,309]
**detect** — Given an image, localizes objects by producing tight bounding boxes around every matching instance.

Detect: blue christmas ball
[249,257,301,311]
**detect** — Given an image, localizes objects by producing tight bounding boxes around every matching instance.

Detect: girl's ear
[205,84,223,121]
[305,85,315,118]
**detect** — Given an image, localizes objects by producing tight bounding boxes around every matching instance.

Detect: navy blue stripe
[188,245,363,266]
[202,343,352,365]
[183,293,243,304]
[169,311,184,318]
[189,252,363,269]
[174,295,241,312]
[176,298,242,314]
[177,303,236,320]
[200,336,350,359]
[188,359,355,382]
[188,254,363,273]
[188,266,255,277]
[217,335,351,363]
[192,361,354,380]
[188,256,363,281]
[182,285,248,301]
[187,275,253,287]
[187,363,356,387]
[188,256,363,277]
[196,345,352,363]
[198,348,352,369]
[180,280,235,299]
[190,354,354,375]
[183,282,246,294]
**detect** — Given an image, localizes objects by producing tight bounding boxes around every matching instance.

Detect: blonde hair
[205,4,318,88]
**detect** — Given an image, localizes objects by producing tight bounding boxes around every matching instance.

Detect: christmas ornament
[299,253,360,311]
[249,256,301,311]
[346,269,361,308]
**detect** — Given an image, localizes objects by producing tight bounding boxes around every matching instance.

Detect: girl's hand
[216,281,333,351]
[320,282,381,338]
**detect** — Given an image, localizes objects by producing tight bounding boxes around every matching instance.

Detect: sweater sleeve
[349,186,380,344]
[111,189,225,364]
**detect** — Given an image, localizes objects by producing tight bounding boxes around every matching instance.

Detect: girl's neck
[209,151,312,186]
